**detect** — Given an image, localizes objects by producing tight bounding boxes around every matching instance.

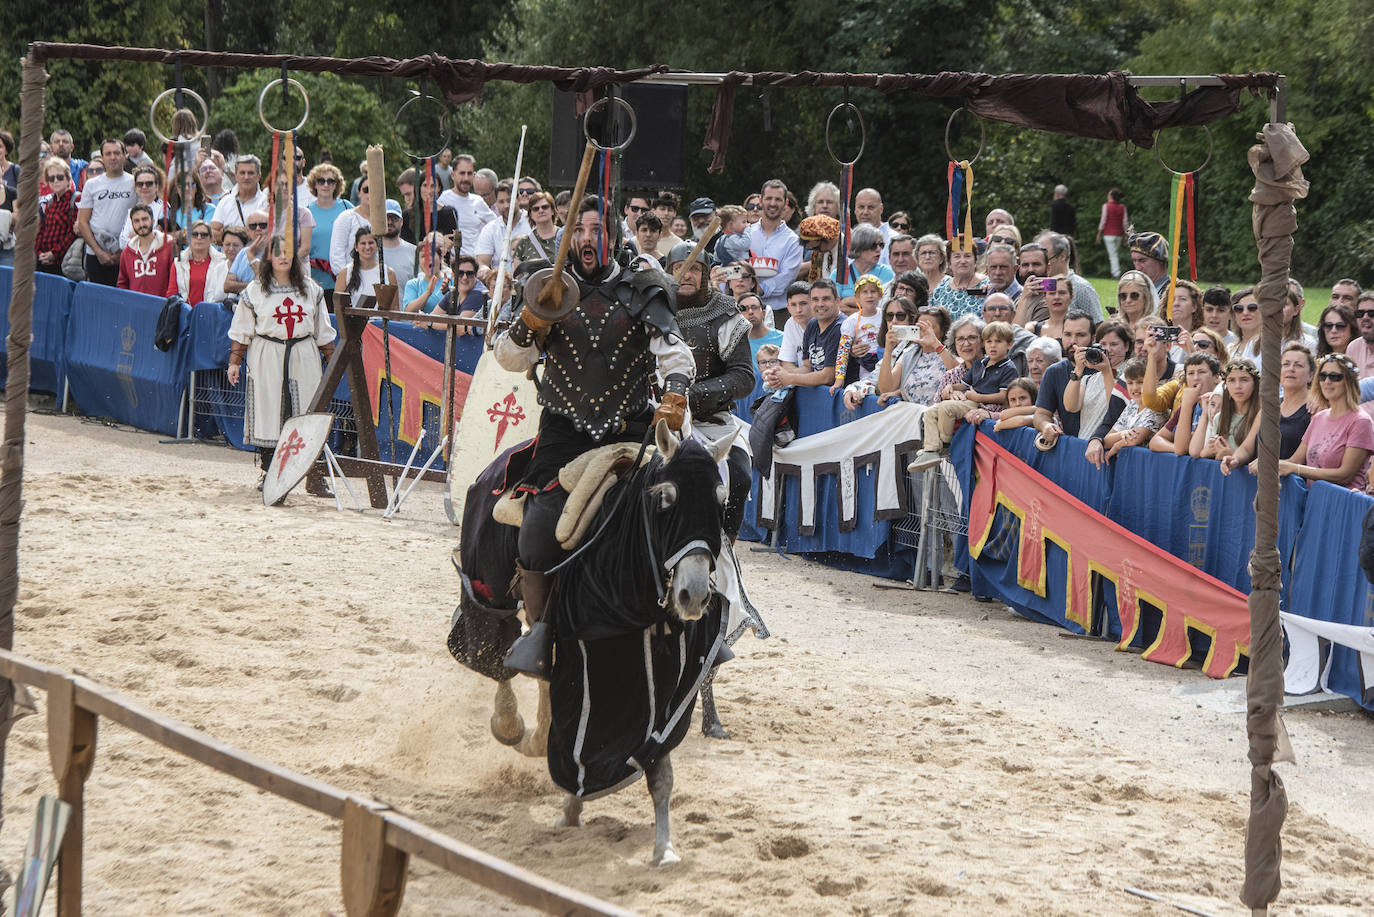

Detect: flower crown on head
[1318,352,1357,375]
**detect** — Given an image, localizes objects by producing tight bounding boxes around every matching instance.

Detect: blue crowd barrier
[0,265,75,396]
[64,283,192,436]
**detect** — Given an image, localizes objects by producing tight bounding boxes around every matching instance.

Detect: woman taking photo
[169,220,230,304]
[1063,320,1132,444]
[306,162,349,293]
[876,299,951,407]
[226,235,336,495]
[335,227,397,308]
[843,295,917,408]
[1279,354,1374,490]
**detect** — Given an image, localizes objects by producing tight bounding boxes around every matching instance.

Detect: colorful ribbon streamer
[946,160,975,252]
[1164,170,1196,321]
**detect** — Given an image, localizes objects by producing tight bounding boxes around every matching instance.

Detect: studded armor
[532,265,683,440]
[676,290,756,422]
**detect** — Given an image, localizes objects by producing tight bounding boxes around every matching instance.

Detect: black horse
[448,422,734,865]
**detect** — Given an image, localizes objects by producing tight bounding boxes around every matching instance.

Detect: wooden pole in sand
[0,51,47,879]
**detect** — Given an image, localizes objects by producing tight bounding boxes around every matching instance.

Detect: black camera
[1150,324,1182,343]
[1083,345,1105,364]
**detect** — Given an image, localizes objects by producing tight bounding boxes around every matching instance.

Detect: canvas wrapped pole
[1242,121,1308,914]
[0,53,48,886]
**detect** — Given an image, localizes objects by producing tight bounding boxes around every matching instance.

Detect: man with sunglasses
[210,154,268,244]
[223,210,271,295]
[1344,290,1374,379]
[620,194,652,247]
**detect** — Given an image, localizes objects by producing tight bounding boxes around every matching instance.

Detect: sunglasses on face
[1233,302,1259,313]
[456,269,477,277]
[1192,338,1212,349]
[1319,372,1346,382]
[1356,309,1374,319]
[988,235,1014,245]
[530,204,551,213]
[745,203,762,211]
[135,180,157,188]
[517,187,536,196]
[46,174,67,183]
[891,222,910,231]
[317,177,338,185]
[885,311,908,321]
[1322,321,1349,330]
[247,222,268,230]
[627,205,648,213]
[1117,291,1142,301]
[190,230,211,238]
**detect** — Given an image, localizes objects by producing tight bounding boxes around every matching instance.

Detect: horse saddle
[489,442,652,552]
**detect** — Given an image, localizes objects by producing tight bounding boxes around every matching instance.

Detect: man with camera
[1032,311,1125,449]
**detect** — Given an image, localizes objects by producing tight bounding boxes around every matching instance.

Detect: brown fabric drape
[703,71,748,173]
[1243,121,1307,911]
[700,70,1277,167]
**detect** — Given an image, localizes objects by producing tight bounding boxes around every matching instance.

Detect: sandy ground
[0,411,1371,916]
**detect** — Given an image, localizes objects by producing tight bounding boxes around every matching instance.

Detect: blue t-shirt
[966,356,1018,395]
[403,273,455,314]
[801,317,844,374]
[308,198,350,288]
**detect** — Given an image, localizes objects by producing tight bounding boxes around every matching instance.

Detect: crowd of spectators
[13,119,1374,501]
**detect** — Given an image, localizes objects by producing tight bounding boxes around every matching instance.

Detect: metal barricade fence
[893,459,967,589]
[180,369,360,455]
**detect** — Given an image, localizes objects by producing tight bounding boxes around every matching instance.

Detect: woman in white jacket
[172,220,231,303]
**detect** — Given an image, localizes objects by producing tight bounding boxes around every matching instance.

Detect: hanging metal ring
[393,92,453,160]
[944,107,986,165]
[258,78,310,133]
[148,87,209,145]
[583,95,637,152]
[824,102,866,166]
[1154,125,1214,174]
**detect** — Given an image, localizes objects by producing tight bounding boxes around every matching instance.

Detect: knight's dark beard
[677,285,708,309]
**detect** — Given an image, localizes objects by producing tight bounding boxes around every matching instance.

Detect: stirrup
[504,621,553,680]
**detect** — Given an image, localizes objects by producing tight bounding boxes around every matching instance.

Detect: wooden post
[311,294,387,508]
[341,797,408,917]
[47,676,96,917]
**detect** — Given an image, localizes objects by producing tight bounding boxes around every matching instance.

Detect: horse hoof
[652,846,681,867]
[490,712,526,746]
[702,723,730,740]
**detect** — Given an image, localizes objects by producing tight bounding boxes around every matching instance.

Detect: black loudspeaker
[549,84,688,190]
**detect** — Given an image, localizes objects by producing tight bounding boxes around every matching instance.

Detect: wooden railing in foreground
[0,649,638,917]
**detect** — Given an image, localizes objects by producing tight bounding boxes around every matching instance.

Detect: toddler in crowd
[910,321,1019,470]
[830,274,884,392]
[713,204,752,268]
[1086,357,1167,467]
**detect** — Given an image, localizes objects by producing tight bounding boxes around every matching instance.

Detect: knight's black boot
[504,570,554,680]
[305,462,333,498]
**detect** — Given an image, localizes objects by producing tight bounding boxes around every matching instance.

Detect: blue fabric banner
[1285,482,1374,707]
[65,284,191,436]
[0,266,75,396]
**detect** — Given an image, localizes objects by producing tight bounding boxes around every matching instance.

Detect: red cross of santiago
[277,428,307,476]
[273,297,307,338]
[486,392,526,454]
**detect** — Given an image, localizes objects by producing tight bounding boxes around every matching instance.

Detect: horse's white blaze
[670,553,713,621]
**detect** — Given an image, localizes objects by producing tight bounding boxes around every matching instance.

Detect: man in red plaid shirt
[36,157,77,274]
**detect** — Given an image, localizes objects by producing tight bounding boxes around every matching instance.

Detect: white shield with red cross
[263,412,334,506]
[445,353,542,524]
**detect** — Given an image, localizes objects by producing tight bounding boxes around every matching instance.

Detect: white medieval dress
[229,278,336,448]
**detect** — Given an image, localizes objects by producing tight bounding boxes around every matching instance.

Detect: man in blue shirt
[744,180,804,314]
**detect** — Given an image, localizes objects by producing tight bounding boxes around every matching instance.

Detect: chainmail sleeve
[688,316,756,417]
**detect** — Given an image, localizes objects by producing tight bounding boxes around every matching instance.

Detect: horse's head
[649,421,734,621]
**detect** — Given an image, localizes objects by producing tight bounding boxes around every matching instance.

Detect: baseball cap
[385,199,402,218]
[689,197,715,217]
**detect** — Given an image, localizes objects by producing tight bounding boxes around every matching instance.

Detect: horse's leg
[514,680,551,757]
[556,793,583,829]
[490,679,526,747]
[646,755,679,866]
[699,665,729,740]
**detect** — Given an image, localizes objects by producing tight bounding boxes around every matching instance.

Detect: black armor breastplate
[539,281,656,440]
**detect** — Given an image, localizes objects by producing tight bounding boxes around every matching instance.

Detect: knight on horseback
[494,195,695,679]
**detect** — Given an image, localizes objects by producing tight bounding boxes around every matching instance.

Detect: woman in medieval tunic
[226,236,337,488]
